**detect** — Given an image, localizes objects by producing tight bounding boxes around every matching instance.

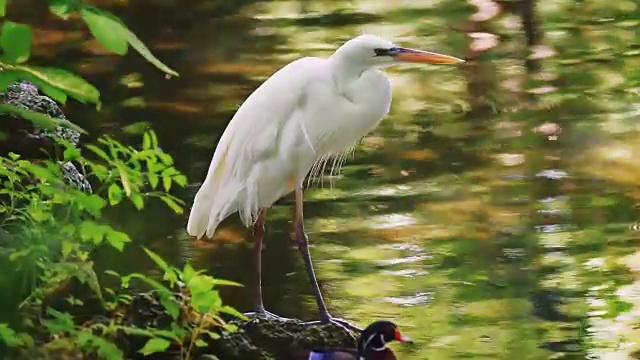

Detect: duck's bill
[395,329,413,343]
[393,47,465,64]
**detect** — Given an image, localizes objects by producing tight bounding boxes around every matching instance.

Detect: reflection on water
[27,0,640,358]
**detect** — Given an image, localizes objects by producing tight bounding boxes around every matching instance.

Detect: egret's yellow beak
[392,47,465,64]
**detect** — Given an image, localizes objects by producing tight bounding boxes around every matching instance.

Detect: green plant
[103,248,246,360]
[2,130,185,301]
[0,130,195,358]
[0,0,178,130]
[0,1,245,359]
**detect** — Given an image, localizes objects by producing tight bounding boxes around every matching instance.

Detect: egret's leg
[294,188,362,333]
[243,208,291,321]
[253,208,267,313]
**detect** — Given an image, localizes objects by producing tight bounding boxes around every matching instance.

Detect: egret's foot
[304,315,362,333]
[244,308,294,322]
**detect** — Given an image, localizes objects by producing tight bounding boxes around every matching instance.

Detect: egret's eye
[374,47,402,57]
[374,48,390,56]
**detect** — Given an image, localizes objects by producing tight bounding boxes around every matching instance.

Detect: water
[28,0,640,358]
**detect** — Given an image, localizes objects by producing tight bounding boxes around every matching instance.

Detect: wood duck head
[356,320,412,359]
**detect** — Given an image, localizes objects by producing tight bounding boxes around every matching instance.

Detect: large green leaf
[80,6,128,55]
[0,103,87,134]
[80,5,178,77]
[1,63,101,107]
[0,22,32,63]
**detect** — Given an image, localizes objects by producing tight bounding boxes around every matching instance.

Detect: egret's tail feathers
[187,183,216,239]
[186,179,234,239]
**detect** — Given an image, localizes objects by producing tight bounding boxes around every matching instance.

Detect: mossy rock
[209,316,357,360]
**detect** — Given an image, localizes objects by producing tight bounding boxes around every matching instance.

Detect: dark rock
[210,316,356,360]
[3,81,79,146]
[110,291,356,360]
[0,80,91,192]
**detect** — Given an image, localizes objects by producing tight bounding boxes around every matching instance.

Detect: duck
[287,320,413,360]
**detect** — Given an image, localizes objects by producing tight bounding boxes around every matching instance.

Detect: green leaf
[148,172,159,189]
[162,175,172,192]
[41,83,68,104]
[92,336,124,360]
[219,305,247,321]
[224,323,239,332]
[63,146,81,161]
[127,31,178,77]
[173,174,187,187]
[203,330,221,341]
[191,289,220,313]
[0,104,87,134]
[195,339,208,347]
[149,131,159,148]
[0,22,32,63]
[79,220,105,244]
[119,326,154,337]
[61,241,76,258]
[42,308,75,334]
[80,6,129,55]
[0,324,23,347]
[161,297,180,319]
[107,183,123,205]
[122,121,151,135]
[67,261,103,300]
[130,192,144,210]
[149,329,180,342]
[115,163,132,196]
[0,0,6,18]
[159,195,183,214]
[170,323,187,339]
[182,263,198,283]
[104,270,120,278]
[142,132,151,149]
[138,336,171,356]
[213,278,243,287]
[0,63,100,107]
[158,152,174,166]
[80,5,177,76]
[142,247,169,273]
[85,144,111,162]
[49,0,77,19]
[0,71,21,92]
[106,230,130,251]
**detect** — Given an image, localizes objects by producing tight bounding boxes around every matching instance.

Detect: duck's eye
[374,48,390,56]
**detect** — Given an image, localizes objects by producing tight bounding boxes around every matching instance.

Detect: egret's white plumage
[187,34,464,239]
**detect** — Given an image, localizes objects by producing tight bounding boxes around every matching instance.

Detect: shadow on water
[16,0,640,358]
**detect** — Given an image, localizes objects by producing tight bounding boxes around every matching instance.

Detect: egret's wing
[221,57,322,177]
[187,57,324,238]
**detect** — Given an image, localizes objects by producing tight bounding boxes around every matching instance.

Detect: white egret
[187,34,464,330]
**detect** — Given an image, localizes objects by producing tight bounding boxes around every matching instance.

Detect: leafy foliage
[0,1,244,359]
[105,248,245,360]
[0,0,179,129]
[0,129,243,359]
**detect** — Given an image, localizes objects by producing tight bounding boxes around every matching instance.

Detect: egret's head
[332,34,465,69]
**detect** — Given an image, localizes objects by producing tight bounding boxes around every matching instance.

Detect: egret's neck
[328,54,371,91]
